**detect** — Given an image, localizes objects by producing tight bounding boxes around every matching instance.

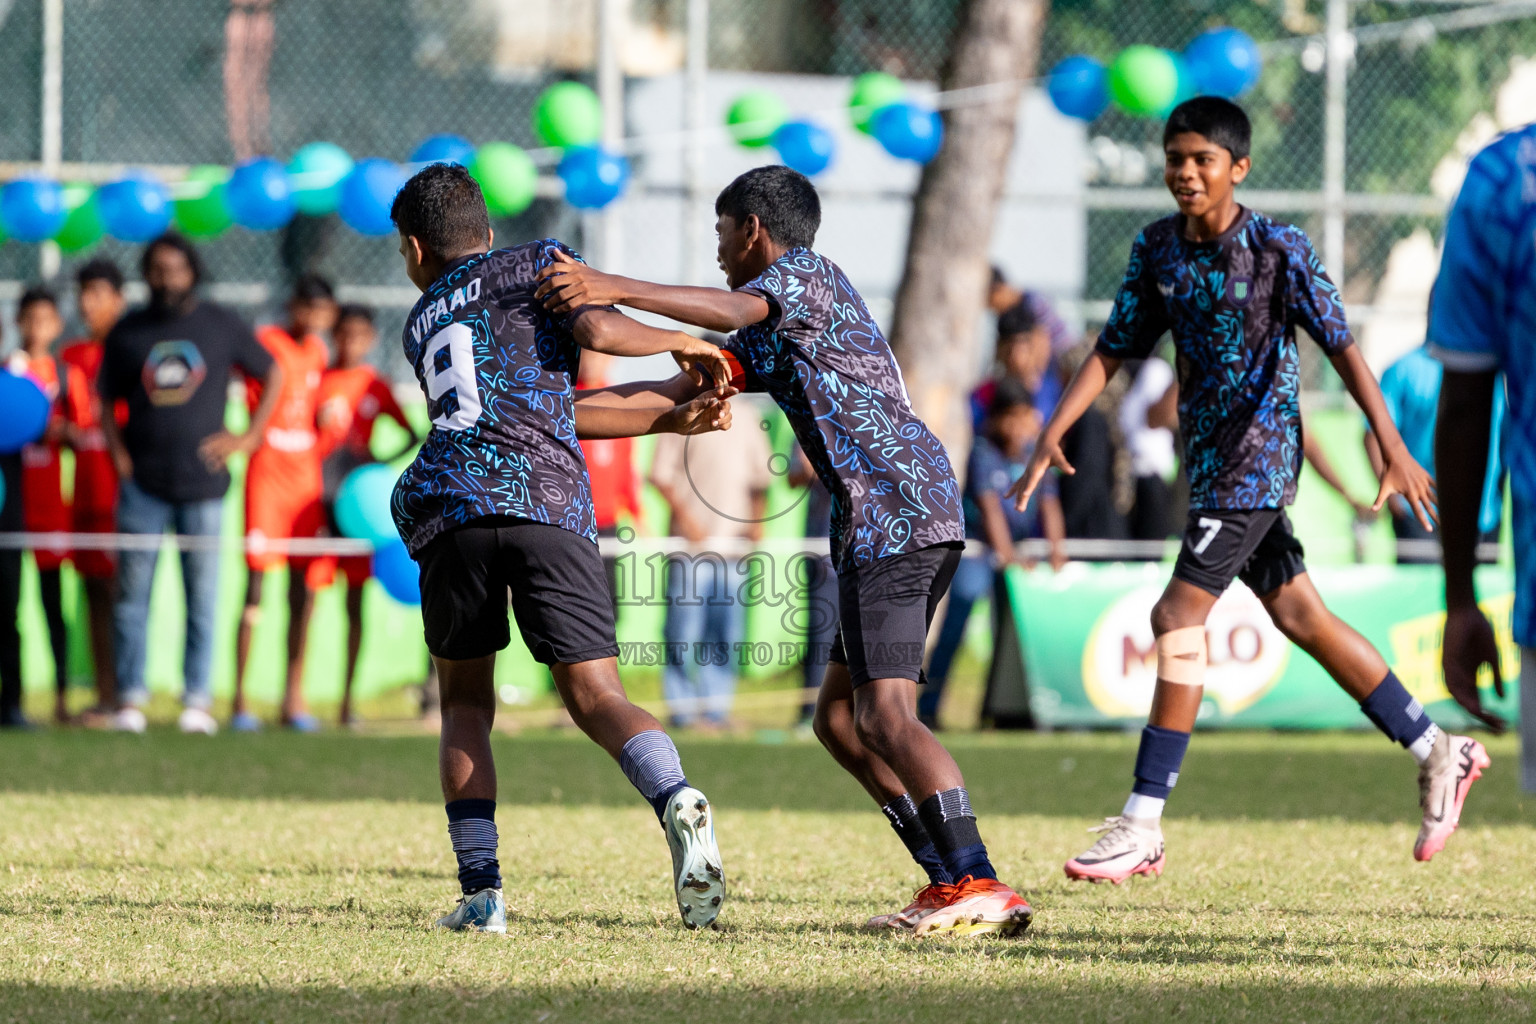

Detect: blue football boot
[434,888,506,934]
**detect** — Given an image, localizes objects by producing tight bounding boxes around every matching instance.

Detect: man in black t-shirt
[98,233,283,732]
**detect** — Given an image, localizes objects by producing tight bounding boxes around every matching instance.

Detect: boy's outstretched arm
[574,376,738,440]
[1329,346,1437,529]
[572,307,731,393]
[1006,349,1121,512]
[540,250,770,333]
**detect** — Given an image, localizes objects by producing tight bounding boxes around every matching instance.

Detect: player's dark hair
[291,273,335,304]
[17,284,58,315]
[715,165,820,249]
[989,377,1036,418]
[391,163,491,260]
[989,265,1008,291]
[75,257,124,293]
[336,302,374,327]
[1164,97,1251,161]
[141,232,204,286]
[996,302,1038,340]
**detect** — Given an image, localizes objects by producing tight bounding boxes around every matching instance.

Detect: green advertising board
[995,562,1520,729]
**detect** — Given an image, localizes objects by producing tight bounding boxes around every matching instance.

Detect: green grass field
[2,727,1533,1023]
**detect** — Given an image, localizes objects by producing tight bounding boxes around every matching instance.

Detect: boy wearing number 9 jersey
[1008,97,1488,883]
[390,163,739,933]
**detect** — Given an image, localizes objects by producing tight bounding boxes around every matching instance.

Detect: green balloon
[533,81,603,148]
[174,164,234,238]
[1108,46,1181,117]
[55,184,103,253]
[470,141,537,217]
[848,72,906,134]
[727,90,788,148]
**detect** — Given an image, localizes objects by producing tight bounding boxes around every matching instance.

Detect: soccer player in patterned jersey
[1008,97,1488,883]
[537,165,1034,938]
[231,275,338,733]
[389,163,739,933]
[314,304,421,726]
[61,259,128,724]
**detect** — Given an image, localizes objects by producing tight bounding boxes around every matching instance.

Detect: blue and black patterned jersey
[1097,208,1354,509]
[724,248,964,572]
[392,240,595,555]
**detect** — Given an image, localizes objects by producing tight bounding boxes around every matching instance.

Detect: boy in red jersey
[60,258,127,723]
[314,303,420,726]
[232,274,337,732]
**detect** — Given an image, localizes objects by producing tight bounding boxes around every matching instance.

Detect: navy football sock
[1132,725,1191,800]
[619,730,691,823]
[916,788,996,882]
[445,798,500,895]
[881,793,952,885]
[1360,670,1439,762]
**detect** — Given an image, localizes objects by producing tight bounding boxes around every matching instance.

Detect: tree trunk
[889,0,1046,461]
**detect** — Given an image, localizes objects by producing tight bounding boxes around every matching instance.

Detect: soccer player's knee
[1149,597,1191,636]
[1155,626,1207,686]
[851,695,906,754]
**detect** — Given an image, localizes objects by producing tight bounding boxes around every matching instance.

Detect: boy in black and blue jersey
[390,163,737,933]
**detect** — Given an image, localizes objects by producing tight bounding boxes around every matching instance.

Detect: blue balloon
[771,120,835,176]
[0,372,50,453]
[1047,55,1109,121]
[334,463,400,546]
[1184,27,1263,99]
[869,103,943,164]
[372,540,420,605]
[0,179,66,242]
[557,146,630,209]
[339,158,407,235]
[412,134,476,167]
[226,157,296,230]
[97,174,172,242]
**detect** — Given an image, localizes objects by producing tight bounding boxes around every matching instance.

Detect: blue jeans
[662,555,743,726]
[919,555,995,720]
[114,479,224,709]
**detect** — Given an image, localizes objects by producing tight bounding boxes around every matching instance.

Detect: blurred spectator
[577,351,641,616]
[921,379,1065,728]
[315,303,419,727]
[62,259,128,725]
[649,408,771,729]
[971,302,1060,430]
[98,233,283,734]
[224,0,274,161]
[231,274,337,734]
[1054,343,1127,541]
[1365,344,1505,563]
[988,266,1075,364]
[9,287,80,724]
[1119,357,1179,543]
[0,448,22,729]
[788,444,837,730]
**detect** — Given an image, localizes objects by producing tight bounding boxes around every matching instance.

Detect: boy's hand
[1006,440,1073,512]
[1442,605,1507,733]
[662,388,738,436]
[1372,444,1438,531]
[672,334,732,394]
[535,250,627,313]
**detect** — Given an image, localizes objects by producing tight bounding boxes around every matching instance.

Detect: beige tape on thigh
[1156,626,1207,686]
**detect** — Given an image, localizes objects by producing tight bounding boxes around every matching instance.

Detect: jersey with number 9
[392,239,596,555]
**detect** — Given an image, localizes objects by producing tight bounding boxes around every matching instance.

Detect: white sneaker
[1415,731,1490,862]
[663,786,725,930]
[111,707,147,734]
[1064,815,1166,883]
[178,707,218,735]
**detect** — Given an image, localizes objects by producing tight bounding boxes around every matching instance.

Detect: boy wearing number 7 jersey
[1008,98,1489,883]
[390,163,739,933]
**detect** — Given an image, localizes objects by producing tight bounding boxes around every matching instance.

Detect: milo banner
[990,562,1521,729]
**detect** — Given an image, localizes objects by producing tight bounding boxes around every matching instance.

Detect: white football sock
[1122,792,1165,822]
[1408,722,1440,765]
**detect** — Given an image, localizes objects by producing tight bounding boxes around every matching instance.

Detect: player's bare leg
[1260,572,1488,861]
[231,569,265,730]
[1066,579,1219,884]
[551,657,725,928]
[279,570,317,730]
[811,662,907,805]
[433,653,506,932]
[339,583,364,726]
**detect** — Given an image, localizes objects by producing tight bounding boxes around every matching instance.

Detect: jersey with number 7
[392,239,596,555]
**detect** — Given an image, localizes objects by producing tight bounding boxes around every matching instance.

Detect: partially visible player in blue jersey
[1009,97,1489,883]
[1431,123,1536,791]
[389,163,739,933]
[536,165,1034,938]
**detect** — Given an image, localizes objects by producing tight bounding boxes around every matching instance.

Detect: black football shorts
[1170,508,1307,597]
[417,515,620,664]
[829,543,963,687]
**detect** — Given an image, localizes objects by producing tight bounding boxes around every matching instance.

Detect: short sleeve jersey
[1429,125,1536,645]
[245,325,328,456]
[723,248,963,572]
[1097,208,1354,510]
[317,364,408,460]
[963,436,1051,542]
[392,240,594,555]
